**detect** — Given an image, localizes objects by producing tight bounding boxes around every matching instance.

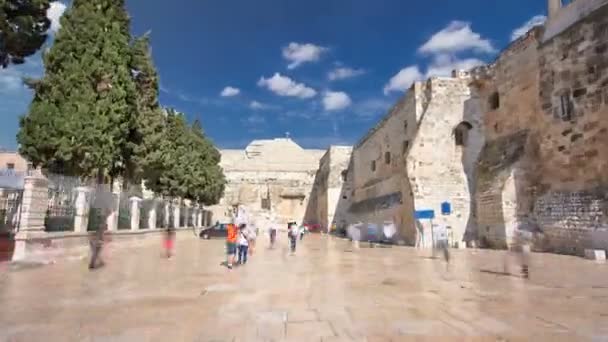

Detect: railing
[45,174,80,232]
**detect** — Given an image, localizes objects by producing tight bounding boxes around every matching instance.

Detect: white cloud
[383,66,423,95]
[47,2,67,33]
[220,86,240,97]
[244,113,265,125]
[419,21,496,54]
[328,67,366,81]
[250,101,265,110]
[511,15,546,41]
[0,69,24,94]
[353,98,393,119]
[257,73,317,99]
[323,91,352,111]
[425,54,485,77]
[282,42,328,69]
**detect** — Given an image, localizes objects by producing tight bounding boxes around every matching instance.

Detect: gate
[0,170,25,261]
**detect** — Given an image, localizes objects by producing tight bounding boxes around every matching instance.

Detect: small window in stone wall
[559,91,574,121]
[261,198,271,210]
[385,152,391,165]
[371,160,376,172]
[402,140,410,155]
[489,92,500,110]
[6,163,15,170]
[341,170,348,182]
[404,121,408,131]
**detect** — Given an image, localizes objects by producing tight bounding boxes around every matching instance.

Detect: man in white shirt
[237,224,249,265]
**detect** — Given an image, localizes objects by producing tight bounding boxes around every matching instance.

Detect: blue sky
[0,0,548,151]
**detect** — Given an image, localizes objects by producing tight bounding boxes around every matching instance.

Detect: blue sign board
[415,210,435,220]
[441,202,452,215]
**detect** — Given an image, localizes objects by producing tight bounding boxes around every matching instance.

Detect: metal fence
[0,189,23,235]
[45,174,81,232]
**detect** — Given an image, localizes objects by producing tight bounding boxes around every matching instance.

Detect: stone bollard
[130,197,142,231]
[197,208,203,228]
[173,201,181,228]
[191,207,198,228]
[148,200,157,230]
[12,175,49,261]
[164,201,170,228]
[73,186,92,233]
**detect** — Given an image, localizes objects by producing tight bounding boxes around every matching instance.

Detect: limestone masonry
[217,0,607,256]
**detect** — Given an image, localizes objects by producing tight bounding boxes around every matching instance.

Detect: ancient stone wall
[407,77,484,248]
[208,138,325,226]
[534,3,608,253]
[348,84,421,243]
[474,28,543,248]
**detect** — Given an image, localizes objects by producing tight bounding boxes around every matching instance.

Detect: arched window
[454,121,473,146]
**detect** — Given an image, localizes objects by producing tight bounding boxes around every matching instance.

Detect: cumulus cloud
[383,66,423,95]
[419,21,495,54]
[220,86,240,97]
[511,15,546,41]
[425,54,485,77]
[47,2,67,33]
[328,67,366,81]
[0,69,24,93]
[282,42,328,69]
[257,73,316,99]
[323,91,352,111]
[250,101,265,110]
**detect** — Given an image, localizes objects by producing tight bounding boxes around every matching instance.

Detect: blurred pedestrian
[237,224,250,265]
[163,226,175,258]
[288,222,297,253]
[269,225,277,248]
[88,185,113,270]
[248,225,257,255]
[225,223,238,269]
[298,224,306,241]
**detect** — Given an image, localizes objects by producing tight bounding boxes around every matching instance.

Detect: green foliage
[17,0,136,181]
[16,0,225,204]
[145,110,225,205]
[119,33,165,183]
[0,0,50,67]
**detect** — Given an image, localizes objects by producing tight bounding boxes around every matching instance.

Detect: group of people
[225,223,257,269]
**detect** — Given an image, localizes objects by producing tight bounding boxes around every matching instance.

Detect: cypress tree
[0,0,51,68]
[17,0,136,182]
[122,33,165,185]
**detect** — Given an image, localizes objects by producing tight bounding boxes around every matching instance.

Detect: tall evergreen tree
[17,0,136,182]
[120,33,165,185]
[0,0,51,68]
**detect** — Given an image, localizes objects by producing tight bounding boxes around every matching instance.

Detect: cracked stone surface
[1,234,607,341]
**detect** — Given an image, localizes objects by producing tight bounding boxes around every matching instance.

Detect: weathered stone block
[584,249,606,261]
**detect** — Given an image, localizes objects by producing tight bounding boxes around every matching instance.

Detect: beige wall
[0,152,29,172]
[208,138,325,227]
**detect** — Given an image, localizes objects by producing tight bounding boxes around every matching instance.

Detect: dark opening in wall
[384,152,391,165]
[402,140,410,155]
[404,121,408,131]
[454,121,473,146]
[559,91,573,121]
[489,92,500,110]
[341,170,348,182]
[371,160,376,172]
[261,198,271,210]
[6,163,15,170]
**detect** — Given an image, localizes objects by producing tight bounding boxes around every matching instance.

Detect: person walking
[269,224,277,248]
[163,226,175,258]
[298,224,306,241]
[225,223,238,269]
[88,185,112,270]
[288,222,297,253]
[248,225,257,255]
[237,224,250,265]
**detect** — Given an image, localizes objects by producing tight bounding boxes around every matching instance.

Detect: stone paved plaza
[1,233,607,341]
